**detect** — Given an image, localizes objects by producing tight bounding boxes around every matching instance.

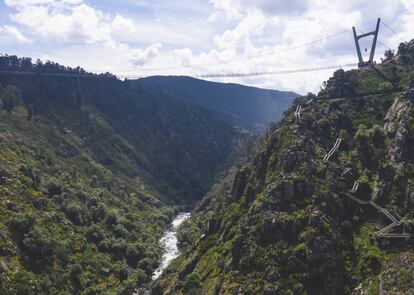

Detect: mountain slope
[0,58,251,204]
[0,56,250,294]
[153,41,414,294]
[130,76,298,132]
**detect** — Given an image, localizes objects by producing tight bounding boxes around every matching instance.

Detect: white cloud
[399,0,414,42]
[2,0,414,94]
[111,14,136,35]
[7,1,111,43]
[127,43,162,66]
[209,0,309,19]
[1,25,31,43]
[214,10,266,49]
[3,0,165,67]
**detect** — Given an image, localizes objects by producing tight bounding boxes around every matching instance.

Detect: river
[134,212,191,295]
[152,212,191,280]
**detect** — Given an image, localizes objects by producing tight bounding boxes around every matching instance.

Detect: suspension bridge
[0,18,403,80]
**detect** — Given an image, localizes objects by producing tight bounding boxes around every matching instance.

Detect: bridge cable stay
[357,28,392,51]
[381,20,405,43]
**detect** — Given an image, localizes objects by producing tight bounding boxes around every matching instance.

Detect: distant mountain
[130,76,298,132]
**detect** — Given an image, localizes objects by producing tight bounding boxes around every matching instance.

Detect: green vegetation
[154,40,414,294]
[0,55,251,293]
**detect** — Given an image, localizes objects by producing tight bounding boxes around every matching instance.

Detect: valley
[0,55,290,294]
[1,20,414,295]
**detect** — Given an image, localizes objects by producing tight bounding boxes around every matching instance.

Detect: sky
[0,0,413,94]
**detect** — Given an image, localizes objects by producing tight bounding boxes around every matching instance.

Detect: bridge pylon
[352,18,381,68]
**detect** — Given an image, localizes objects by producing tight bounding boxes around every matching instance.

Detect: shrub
[65,202,89,225]
[69,263,83,285]
[384,49,394,60]
[11,270,39,295]
[86,225,105,243]
[111,238,127,258]
[125,244,141,267]
[378,82,393,93]
[403,219,414,233]
[22,226,55,259]
[1,85,22,113]
[136,268,148,284]
[47,182,62,197]
[90,204,107,223]
[9,213,36,238]
[356,174,372,200]
[138,257,157,276]
[97,239,111,253]
[0,168,8,184]
[119,265,129,281]
[355,125,369,147]
[368,125,385,147]
[183,273,202,293]
[114,224,129,239]
[105,212,119,227]
[177,219,201,251]
[83,286,102,295]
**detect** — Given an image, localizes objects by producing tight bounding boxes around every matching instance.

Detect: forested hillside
[0,56,251,294]
[154,41,414,294]
[131,76,297,132]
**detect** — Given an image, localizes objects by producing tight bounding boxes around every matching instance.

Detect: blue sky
[0,0,413,93]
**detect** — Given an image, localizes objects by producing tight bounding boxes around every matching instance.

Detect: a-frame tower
[352,18,381,67]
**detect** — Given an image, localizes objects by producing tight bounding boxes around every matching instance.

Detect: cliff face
[154,41,414,295]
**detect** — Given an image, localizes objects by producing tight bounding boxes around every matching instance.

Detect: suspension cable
[381,20,405,43]
[0,63,358,80]
[90,19,378,74]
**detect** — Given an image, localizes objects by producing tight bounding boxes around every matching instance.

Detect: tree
[0,168,7,185]
[378,82,393,94]
[183,273,202,294]
[26,104,33,121]
[65,202,89,225]
[22,226,55,258]
[384,49,395,60]
[114,224,128,238]
[323,69,357,98]
[356,174,372,201]
[9,212,36,239]
[86,224,105,243]
[398,42,408,55]
[355,125,369,147]
[125,244,142,267]
[1,85,22,113]
[69,263,83,286]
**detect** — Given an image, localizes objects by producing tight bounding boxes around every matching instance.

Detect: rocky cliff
[154,40,414,295]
